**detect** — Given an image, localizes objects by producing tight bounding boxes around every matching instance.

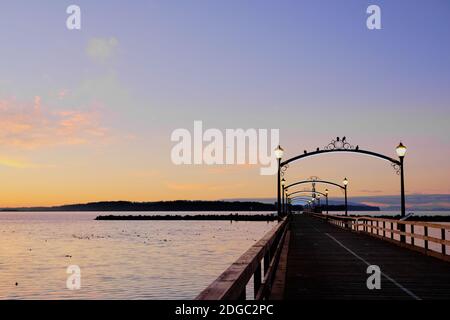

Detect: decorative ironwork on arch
[290,196,313,201]
[281,137,401,174]
[289,198,311,204]
[286,179,345,191]
[287,190,328,197]
[324,136,355,151]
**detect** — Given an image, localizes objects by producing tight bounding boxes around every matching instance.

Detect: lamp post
[285,189,289,215]
[343,178,349,216]
[317,195,321,209]
[275,145,284,218]
[396,142,407,242]
[325,189,329,215]
[287,197,291,214]
[281,178,286,216]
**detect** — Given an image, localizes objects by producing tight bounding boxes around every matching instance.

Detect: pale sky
[1,0,449,207]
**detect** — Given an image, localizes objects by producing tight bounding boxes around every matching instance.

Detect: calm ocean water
[0,211,276,300]
[2,210,449,300]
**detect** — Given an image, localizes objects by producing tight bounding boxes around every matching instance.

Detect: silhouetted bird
[355,145,359,150]
[316,147,320,151]
[336,137,340,141]
[304,150,307,154]
[343,136,346,141]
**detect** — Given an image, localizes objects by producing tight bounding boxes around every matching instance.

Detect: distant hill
[0,200,274,212]
[0,200,379,212]
[224,194,450,211]
[290,204,379,212]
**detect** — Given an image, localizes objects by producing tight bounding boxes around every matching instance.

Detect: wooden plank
[285,215,450,300]
[269,230,290,300]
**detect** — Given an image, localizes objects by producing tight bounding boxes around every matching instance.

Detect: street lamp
[325,189,329,215]
[343,178,348,216]
[396,142,407,157]
[275,145,284,218]
[396,142,407,242]
[275,145,285,159]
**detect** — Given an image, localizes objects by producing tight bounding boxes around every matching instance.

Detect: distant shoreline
[95,214,278,221]
[94,213,450,222]
[0,200,379,212]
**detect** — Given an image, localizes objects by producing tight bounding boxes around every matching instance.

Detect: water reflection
[0,212,276,299]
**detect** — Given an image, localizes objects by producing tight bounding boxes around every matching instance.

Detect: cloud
[206,164,257,174]
[358,189,383,194]
[165,183,207,191]
[0,156,45,169]
[86,37,119,63]
[165,182,247,192]
[0,96,108,149]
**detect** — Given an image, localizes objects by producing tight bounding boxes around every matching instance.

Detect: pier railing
[312,213,450,262]
[196,216,290,300]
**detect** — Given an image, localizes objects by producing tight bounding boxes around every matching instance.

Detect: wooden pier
[197,213,450,300]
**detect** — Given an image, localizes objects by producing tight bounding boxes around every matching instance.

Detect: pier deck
[284,215,450,300]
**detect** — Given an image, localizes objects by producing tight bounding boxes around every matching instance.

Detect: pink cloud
[0,96,109,149]
[58,89,69,99]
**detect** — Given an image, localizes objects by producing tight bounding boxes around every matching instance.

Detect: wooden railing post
[264,250,271,275]
[196,217,289,301]
[254,262,262,299]
[391,222,394,239]
[314,215,450,262]
[442,228,446,255]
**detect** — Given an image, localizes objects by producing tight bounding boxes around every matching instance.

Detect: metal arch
[280,149,401,168]
[286,179,345,190]
[290,201,310,207]
[289,196,314,201]
[287,190,328,197]
[290,198,310,204]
